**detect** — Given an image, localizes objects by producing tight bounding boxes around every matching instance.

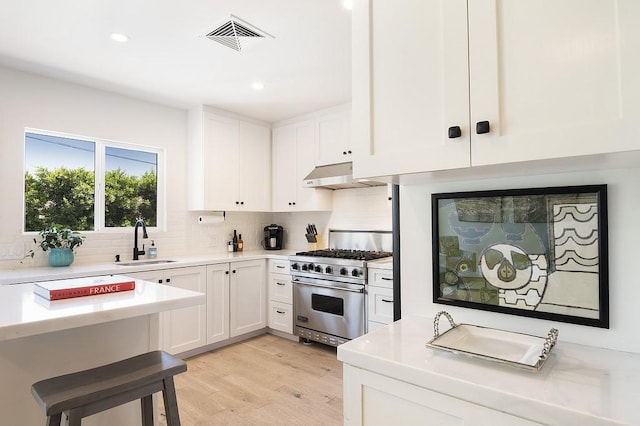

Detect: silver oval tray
[425,311,559,372]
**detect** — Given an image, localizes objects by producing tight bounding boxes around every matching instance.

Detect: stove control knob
[301,264,308,271]
[351,269,360,277]
[314,265,323,273]
[308,263,315,271]
[291,263,299,270]
[340,267,348,276]
[325,266,333,274]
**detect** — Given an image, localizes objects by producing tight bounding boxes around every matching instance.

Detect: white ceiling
[0,0,352,123]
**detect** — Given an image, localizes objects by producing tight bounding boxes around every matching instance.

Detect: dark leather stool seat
[31,350,186,426]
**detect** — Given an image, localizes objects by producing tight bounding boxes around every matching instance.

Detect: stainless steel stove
[291,230,392,347]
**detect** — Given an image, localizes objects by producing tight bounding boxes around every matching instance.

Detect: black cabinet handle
[235,201,239,205]
[448,126,462,139]
[381,277,393,281]
[276,310,285,314]
[225,271,229,275]
[476,121,490,134]
[292,202,296,205]
[166,278,171,283]
[276,282,286,286]
[232,270,236,274]
[240,201,244,205]
[348,150,352,154]
[158,279,163,284]
[276,265,285,269]
[343,151,347,155]
[381,299,393,303]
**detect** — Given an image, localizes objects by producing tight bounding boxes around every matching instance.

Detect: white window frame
[23,128,166,234]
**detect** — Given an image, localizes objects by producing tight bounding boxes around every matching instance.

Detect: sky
[25,132,157,177]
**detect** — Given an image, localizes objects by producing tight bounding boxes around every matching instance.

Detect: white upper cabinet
[187,106,271,211]
[352,0,640,178]
[272,120,333,212]
[316,106,353,166]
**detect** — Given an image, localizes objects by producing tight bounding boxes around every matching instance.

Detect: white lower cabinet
[344,365,539,426]
[126,259,266,355]
[206,263,230,344]
[229,259,267,338]
[267,259,293,334]
[366,266,393,332]
[127,266,207,355]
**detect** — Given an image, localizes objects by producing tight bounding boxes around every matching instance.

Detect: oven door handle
[293,280,364,293]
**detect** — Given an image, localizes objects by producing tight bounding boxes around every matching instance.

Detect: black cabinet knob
[448,126,462,139]
[235,201,239,205]
[232,270,236,274]
[348,150,352,154]
[476,121,490,134]
[166,278,171,283]
[240,201,244,205]
[225,271,229,275]
[343,151,347,155]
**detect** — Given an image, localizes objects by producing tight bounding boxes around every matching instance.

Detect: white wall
[0,66,272,269]
[400,167,640,353]
[274,185,392,251]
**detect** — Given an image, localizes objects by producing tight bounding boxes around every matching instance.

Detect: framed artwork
[432,185,609,328]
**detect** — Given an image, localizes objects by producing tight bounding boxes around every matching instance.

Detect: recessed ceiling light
[342,0,353,10]
[110,33,129,43]
[251,82,265,90]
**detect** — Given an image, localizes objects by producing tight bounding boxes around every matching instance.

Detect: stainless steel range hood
[302,162,386,190]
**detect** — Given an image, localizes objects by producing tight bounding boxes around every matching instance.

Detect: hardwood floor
[160,334,343,425]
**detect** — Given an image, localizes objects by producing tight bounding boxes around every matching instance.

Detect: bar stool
[31,350,186,426]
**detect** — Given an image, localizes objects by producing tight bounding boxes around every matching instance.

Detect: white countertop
[338,316,640,425]
[0,275,205,342]
[367,257,393,270]
[0,250,295,286]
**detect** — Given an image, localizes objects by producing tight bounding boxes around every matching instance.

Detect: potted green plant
[31,226,86,267]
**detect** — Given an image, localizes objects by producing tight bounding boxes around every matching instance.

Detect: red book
[33,275,136,301]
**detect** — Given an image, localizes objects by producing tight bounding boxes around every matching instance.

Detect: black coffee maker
[264,224,284,250]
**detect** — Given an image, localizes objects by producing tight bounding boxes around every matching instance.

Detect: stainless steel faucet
[133,219,148,260]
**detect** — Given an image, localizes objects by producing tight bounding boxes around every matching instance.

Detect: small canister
[227,241,234,252]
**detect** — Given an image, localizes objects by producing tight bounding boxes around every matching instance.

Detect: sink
[116,259,177,266]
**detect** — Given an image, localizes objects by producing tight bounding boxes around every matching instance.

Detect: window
[24,130,162,232]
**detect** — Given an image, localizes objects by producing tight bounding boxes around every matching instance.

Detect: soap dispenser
[148,240,158,258]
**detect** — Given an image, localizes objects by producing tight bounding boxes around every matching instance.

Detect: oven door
[293,276,365,341]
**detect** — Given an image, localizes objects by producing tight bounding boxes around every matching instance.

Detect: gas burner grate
[295,249,392,261]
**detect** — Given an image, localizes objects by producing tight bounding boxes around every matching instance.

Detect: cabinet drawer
[367,320,387,334]
[269,259,290,274]
[368,268,393,289]
[367,286,394,324]
[268,273,293,304]
[268,301,293,334]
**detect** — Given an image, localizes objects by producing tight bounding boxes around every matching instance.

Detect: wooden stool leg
[141,394,154,426]
[162,377,181,426]
[46,413,62,426]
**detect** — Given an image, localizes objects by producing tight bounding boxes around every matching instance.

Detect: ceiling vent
[206,15,274,52]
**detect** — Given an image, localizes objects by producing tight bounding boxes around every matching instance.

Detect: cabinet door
[367,286,394,325]
[238,121,271,210]
[206,263,230,344]
[268,273,292,304]
[272,122,332,212]
[272,124,298,211]
[352,0,470,179]
[317,109,352,166]
[268,300,293,334]
[229,259,266,337]
[295,121,333,211]
[163,267,207,354]
[202,113,238,210]
[344,366,541,426]
[469,0,640,166]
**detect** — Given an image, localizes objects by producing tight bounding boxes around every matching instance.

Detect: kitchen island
[0,275,205,425]
[338,316,640,425]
